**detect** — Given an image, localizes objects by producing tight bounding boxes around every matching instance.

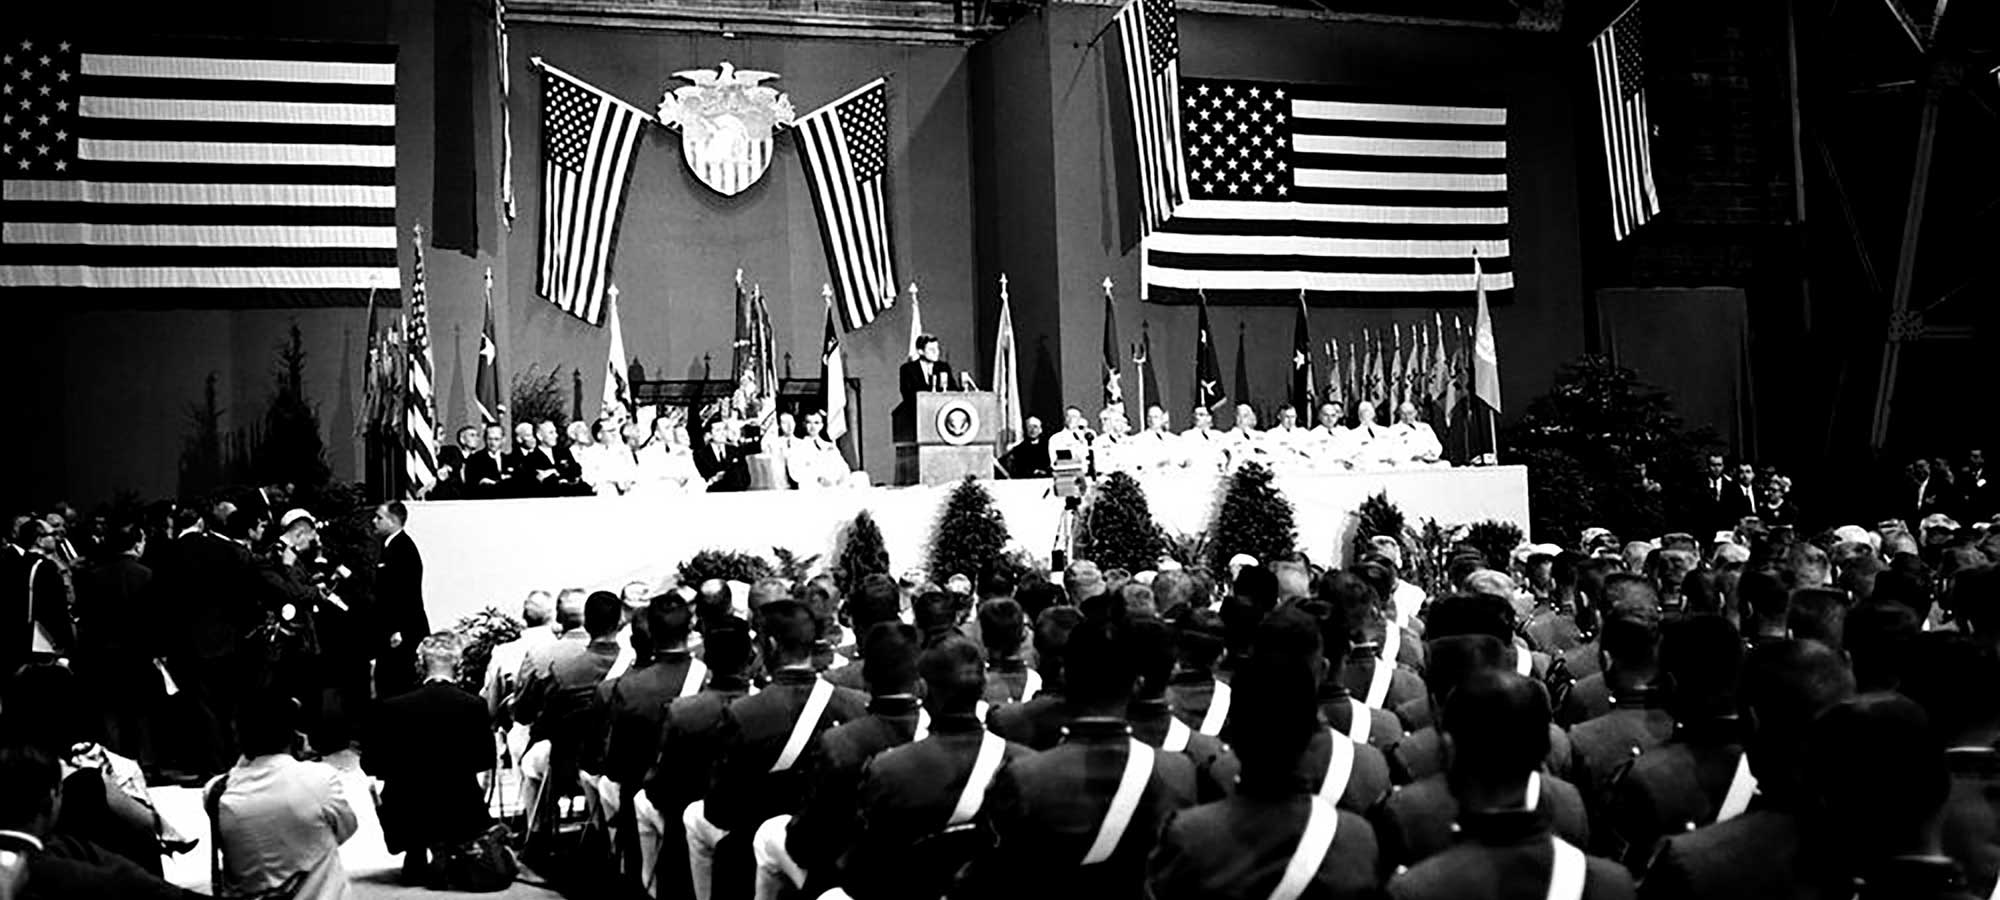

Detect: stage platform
[405,465,1531,625]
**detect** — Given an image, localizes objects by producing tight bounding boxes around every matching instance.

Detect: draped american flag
[404,227,439,497]
[536,60,645,326]
[1113,0,1187,236]
[796,79,894,332]
[1591,1,1659,241]
[0,37,398,306]
[1142,78,1512,307]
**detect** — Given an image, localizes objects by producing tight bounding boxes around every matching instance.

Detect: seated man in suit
[364,633,495,886]
[516,420,586,497]
[502,422,537,487]
[432,426,480,499]
[893,335,955,441]
[693,419,750,493]
[462,425,514,499]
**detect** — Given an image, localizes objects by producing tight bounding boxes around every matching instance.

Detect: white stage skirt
[404,465,1530,626]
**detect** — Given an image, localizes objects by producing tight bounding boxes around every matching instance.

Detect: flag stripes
[1141,78,1512,307]
[1591,1,1660,241]
[1113,0,1187,235]
[796,79,895,332]
[535,61,646,327]
[0,38,398,306]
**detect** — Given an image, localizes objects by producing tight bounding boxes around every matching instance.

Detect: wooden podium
[895,391,998,486]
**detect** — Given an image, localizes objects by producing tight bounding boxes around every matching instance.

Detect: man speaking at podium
[894,335,957,441]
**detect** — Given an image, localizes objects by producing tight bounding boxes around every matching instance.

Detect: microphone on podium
[958,372,978,391]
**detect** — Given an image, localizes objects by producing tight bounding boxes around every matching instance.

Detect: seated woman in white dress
[633,411,702,492]
[1386,401,1446,467]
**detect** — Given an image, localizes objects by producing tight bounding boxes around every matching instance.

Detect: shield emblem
[659,62,795,197]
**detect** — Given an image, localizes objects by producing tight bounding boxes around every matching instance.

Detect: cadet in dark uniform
[761,623,927,900]
[1386,669,1634,900]
[1806,693,1982,900]
[1565,613,1675,851]
[1635,640,1855,900]
[1324,574,1425,714]
[1881,633,2000,898]
[1607,615,1744,867]
[1163,608,1229,731]
[826,575,902,693]
[1560,578,1665,728]
[683,598,868,900]
[1294,603,1395,814]
[987,606,1081,750]
[975,598,1041,708]
[1149,614,1382,900]
[1391,615,1573,785]
[960,616,1197,900]
[824,635,1035,900]
[636,619,754,899]
[1376,635,1591,873]
[1126,617,1240,804]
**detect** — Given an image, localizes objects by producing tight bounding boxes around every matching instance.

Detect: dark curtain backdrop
[1595,287,1755,457]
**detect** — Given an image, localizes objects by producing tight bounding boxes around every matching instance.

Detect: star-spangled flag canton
[536,65,645,327]
[1591,2,1660,241]
[0,37,399,306]
[1143,78,1513,307]
[797,80,895,333]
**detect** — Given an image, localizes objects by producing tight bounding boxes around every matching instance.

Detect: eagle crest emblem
[657,62,795,197]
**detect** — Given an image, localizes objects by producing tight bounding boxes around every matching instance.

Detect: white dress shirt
[1387,421,1444,464]
[215,754,358,900]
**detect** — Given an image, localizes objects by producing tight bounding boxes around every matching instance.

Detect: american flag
[404,226,439,497]
[1113,0,1187,235]
[0,38,398,305]
[796,79,894,332]
[1142,79,1512,307]
[1591,2,1659,241]
[536,60,646,326]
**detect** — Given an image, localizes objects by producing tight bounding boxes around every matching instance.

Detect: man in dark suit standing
[893,335,956,441]
[364,632,495,886]
[462,424,515,499]
[73,521,162,765]
[693,419,749,493]
[372,501,429,702]
[2,517,74,679]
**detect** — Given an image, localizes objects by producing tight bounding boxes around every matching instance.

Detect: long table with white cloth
[405,465,1530,626]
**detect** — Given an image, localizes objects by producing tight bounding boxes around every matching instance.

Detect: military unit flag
[476,267,503,426]
[1102,279,1124,410]
[796,79,895,332]
[1194,293,1226,411]
[601,284,631,421]
[991,276,1023,466]
[0,38,399,306]
[1290,293,1314,422]
[821,285,849,441]
[535,60,647,327]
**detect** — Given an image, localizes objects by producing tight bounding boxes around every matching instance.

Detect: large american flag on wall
[0,38,398,306]
[536,60,646,327]
[796,79,895,332]
[1142,78,1512,307]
